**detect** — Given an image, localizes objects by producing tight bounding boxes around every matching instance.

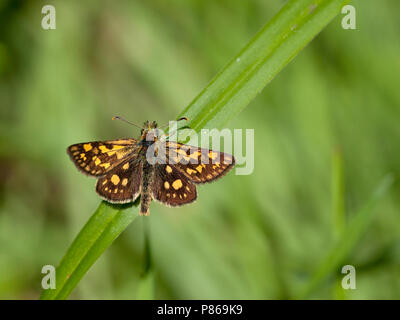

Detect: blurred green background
[1,0,399,299]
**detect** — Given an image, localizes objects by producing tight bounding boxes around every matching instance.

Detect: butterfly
[67,117,235,215]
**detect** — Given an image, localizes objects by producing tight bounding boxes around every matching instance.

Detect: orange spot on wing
[172,179,183,190]
[111,174,120,185]
[100,163,110,169]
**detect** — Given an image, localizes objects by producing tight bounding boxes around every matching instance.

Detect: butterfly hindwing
[165,142,235,183]
[96,159,142,203]
[152,164,197,206]
[67,139,138,176]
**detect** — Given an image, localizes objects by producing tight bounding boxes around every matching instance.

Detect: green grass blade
[297,174,395,299]
[332,147,345,238]
[179,0,349,130]
[136,214,154,300]
[331,147,346,299]
[136,271,155,300]
[40,201,139,300]
[41,0,348,300]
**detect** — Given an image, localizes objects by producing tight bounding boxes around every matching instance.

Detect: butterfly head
[141,121,158,133]
[139,121,159,146]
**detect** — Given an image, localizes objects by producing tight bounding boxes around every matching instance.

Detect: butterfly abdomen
[140,161,155,216]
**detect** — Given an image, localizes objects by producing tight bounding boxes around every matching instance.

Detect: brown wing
[67,139,138,176]
[164,142,235,183]
[152,164,197,206]
[96,159,142,203]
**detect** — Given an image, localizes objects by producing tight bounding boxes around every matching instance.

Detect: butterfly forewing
[67,139,138,176]
[164,142,235,183]
[96,159,142,203]
[152,164,197,206]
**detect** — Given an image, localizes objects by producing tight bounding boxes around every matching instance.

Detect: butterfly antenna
[159,117,189,129]
[112,116,142,129]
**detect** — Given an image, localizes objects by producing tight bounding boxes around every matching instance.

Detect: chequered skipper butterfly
[67,117,235,215]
